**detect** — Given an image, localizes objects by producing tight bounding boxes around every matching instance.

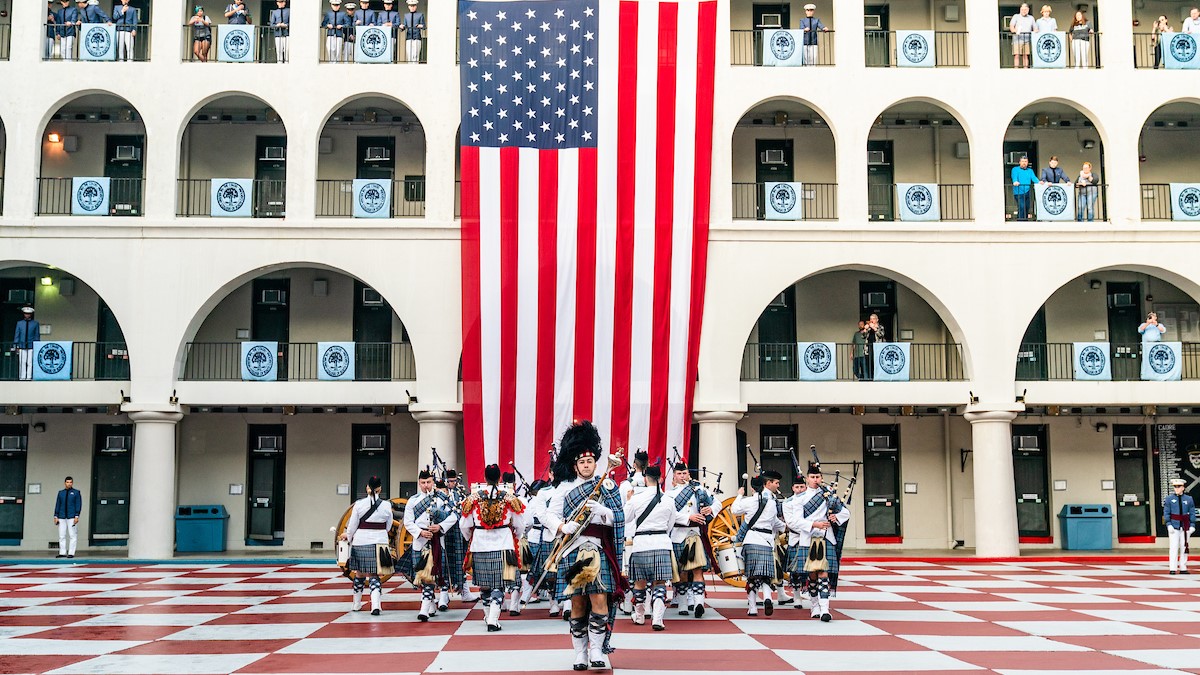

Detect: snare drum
[715,542,744,579]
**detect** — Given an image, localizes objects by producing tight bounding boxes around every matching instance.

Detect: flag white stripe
[514,148,541,479]
[478,148,503,468]
[554,150,580,449]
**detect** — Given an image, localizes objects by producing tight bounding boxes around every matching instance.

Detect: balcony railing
[315,179,426,217]
[1004,183,1108,222]
[1016,342,1200,381]
[181,342,416,381]
[730,29,835,66]
[181,25,285,63]
[866,184,973,221]
[44,23,152,61]
[320,31,427,63]
[999,31,1101,68]
[176,179,287,217]
[1141,184,1172,220]
[864,31,968,67]
[37,177,145,216]
[741,342,965,382]
[1,342,129,381]
[732,182,837,220]
[1,20,10,60]
[1134,33,1168,69]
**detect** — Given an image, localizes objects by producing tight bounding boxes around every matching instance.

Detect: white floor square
[165,623,325,640]
[278,635,450,653]
[774,649,983,671]
[998,620,1167,636]
[899,635,1091,652]
[46,653,268,674]
[1108,649,1200,669]
[841,609,982,623]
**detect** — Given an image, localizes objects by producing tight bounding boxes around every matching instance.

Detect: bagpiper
[443,469,479,603]
[731,470,784,616]
[521,475,563,615]
[780,474,811,609]
[785,461,850,621]
[338,475,393,615]
[542,421,626,671]
[459,464,527,631]
[403,469,458,621]
[665,462,714,617]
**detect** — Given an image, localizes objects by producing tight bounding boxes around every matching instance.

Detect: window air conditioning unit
[864,14,883,30]
[361,288,385,306]
[763,435,790,451]
[256,436,283,452]
[758,13,782,29]
[7,289,34,304]
[360,434,386,450]
[863,291,887,307]
[260,289,287,305]
[867,150,887,165]
[0,436,26,451]
[1015,435,1040,450]
[1006,152,1029,165]
[365,146,391,162]
[1116,435,1141,450]
[262,146,286,161]
[760,149,787,165]
[867,435,894,451]
[113,145,140,161]
[1108,293,1134,308]
[103,436,130,453]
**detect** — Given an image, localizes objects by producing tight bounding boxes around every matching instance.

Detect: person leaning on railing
[1152,16,1171,69]
[1010,156,1037,221]
[1139,312,1166,343]
[1075,162,1098,221]
[189,6,212,62]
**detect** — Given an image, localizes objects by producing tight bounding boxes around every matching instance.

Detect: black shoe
[67,555,74,559]
[573,665,588,672]
[678,607,690,616]
[694,604,705,618]
[652,623,665,631]
[1171,571,1179,575]
[590,660,606,670]
[1183,570,1192,575]
[778,598,794,605]
[486,623,500,632]
[764,599,773,616]
[509,609,521,617]
[56,554,65,558]
[821,613,832,622]
[438,604,448,612]
[417,613,429,622]
[371,609,380,616]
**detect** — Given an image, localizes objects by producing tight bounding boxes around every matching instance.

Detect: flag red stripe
[648,2,678,468]
[572,148,599,424]
[610,1,639,454]
[534,150,559,480]
[460,145,484,481]
[681,1,717,462]
[498,147,521,471]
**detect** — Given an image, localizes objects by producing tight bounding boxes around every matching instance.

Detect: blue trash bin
[175,505,230,552]
[1057,504,1113,550]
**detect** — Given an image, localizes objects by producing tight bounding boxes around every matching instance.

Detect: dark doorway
[90,424,132,545]
[247,424,286,545]
[351,424,391,501]
[96,300,129,381]
[105,134,145,215]
[1,278,36,381]
[862,424,901,540]
[864,4,891,67]
[357,137,396,180]
[867,140,894,220]
[1012,424,1051,540]
[0,425,28,544]
[1107,281,1142,381]
[252,278,289,379]
[755,138,794,219]
[354,281,393,381]
[1113,424,1151,538]
[860,280,896,338]
[751,4,791,65]
[756,285,796,380]
[1016,305,1048,380]
[255,136,287,217]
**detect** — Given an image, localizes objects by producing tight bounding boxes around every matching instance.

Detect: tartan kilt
[672,539,710,572]
[529,541,558,583]
[443,527,467,587]
[348,544,378,575]
[742,543,776,580]
[471,549,519,591]
[628,549,674,583]
[555,544,615,600]
[786,539,840,576]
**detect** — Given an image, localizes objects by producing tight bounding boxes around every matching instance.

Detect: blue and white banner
[873,343,911,382]
[1142,342,1183,381]
[352,179,392,218]
[210,179,254,218]
[764,182,803,220]
[355,25,393,63]
[896,30,935,67]
[217,25,256,62]
[240,341,278,382]
[32,341,72,381]
[896,183,940,221]
[318,342,356,381]
[761,29,804,66]
[79,24,116,61]
[1073,342,1111,381]
[798,342,837,381]
[1163,32,1200,70]
[71,177,110,216]
[1170,183,1200,221]
[1035,183,1075,221]
[1032,31,1067,68]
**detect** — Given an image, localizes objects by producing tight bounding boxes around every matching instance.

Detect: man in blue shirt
[323,0,345,62]
[13,306,39,381]
[112,0,137,61]
[270,0,290,63]
[1010,156,1037,221]
[56,0,79,60]
[1165,478,1195,574]
[799,4,827,66]
[55,476,84,558]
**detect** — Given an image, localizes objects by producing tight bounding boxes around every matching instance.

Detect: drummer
[732,470,785,616]
[338,475,393,615]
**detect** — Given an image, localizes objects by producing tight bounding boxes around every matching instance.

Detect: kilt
[628,549,674,583]
[471,549,518,591]
[743,543,776,580]
[443,527,467,587]
[349,544,378,575]
[786,539,840,576]
[555,544,615,600]
[530,541,557,581]
[672,538,710,572]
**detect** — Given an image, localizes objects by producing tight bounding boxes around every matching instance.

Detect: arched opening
[999,2,1100,69]
[864,1,969,68]
[1138,101,1200,220]
[732,98,836,220]
[177,94,287,218]
[1003,100,1105,222]
[315,95,426,218]
[729,0,835,66]
[39,93,147,217]
[867,100,972,221]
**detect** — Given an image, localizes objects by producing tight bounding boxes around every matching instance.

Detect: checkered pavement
[1,558,1199,674]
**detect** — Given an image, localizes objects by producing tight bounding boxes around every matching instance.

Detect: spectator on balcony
[13,307,39,381]
[357,0,378,26]
[1011,156,1037,220]
[1039,156,1069,185]
[852,320,868,380]
[78,0,111,26]
[112,0,137,62]
[323,0,345,62]
[225,1,249,25]
[1068,11,1092,68]
[1139,312,1166,343]
[46,1,58,60]
[1152,16,1172,69]
[380,0,400,46]
[1009,4,1035,68]
[1034,5,1057,34]
[56,0,78,61]
[270,0,289,63]
[403,1,425,64]
[863,314,885,380]
[189,6,212,62]
[799,4,827,66]
[1184,7,1200,34]
[1075,162,1098,221]
[342,3,358,61]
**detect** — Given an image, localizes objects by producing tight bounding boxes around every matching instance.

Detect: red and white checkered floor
[2,558,1199,674]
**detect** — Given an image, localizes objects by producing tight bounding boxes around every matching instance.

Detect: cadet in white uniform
[625,466,676,630]
[731,470,785,616]
[459,464,527,631]
[785,462,850,621]
[403,469,458,621]
[338,475,393,615]
[665,462,715,617]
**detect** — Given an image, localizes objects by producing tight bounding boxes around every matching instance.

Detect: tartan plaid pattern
[529,540,558,585]
[555,543,615,600]
[672,540,710,572]
[560,477,626,563]
[672,483,715,513]
[743,543,776,580]
[786,541,840,576]
[471,549,518,591]
[348,544,379,575]
[443,526,467,589]
[628,549,674,583]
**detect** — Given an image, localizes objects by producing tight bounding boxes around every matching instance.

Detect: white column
[127,410,183,559]
[695,411,743,504]
[412,410,461,476]
[964,410,1019,557]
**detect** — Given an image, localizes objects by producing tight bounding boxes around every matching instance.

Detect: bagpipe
[802,444,860,590]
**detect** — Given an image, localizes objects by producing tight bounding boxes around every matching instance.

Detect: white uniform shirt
[458,486,527,553]
[343,495,393,546]
[402,489,458,552]
[1184,16,1200,33]
[730,492,783,548]
[665,482,704,544]
[543,475,616,556]
[785,487,850,547]
[526,487,556,545]
[620,470,647,504]
[625,486,674,553]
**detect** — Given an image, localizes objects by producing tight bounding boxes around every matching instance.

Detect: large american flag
[459,0,716,482]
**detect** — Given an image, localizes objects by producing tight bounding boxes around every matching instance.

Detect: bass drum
[333,497,412,585]
[706,496,746,588]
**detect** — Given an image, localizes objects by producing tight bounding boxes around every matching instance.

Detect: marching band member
[786,461,850,621]
[543,421,626,671]
[338,475,392,615]
[403,469,458,621]
[523,474,563,615]
[731,470,784,616]
[502,470,526,615]
[442,469,477,603]
[666,462,714,617]
[621,450,649,501]
[625,466,676,631]
[780,475,810,608]
[459,464,527,631]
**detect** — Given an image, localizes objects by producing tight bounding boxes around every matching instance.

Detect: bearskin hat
[553,420,602,485]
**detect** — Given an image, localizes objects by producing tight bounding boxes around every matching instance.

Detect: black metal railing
[1,20,10,60]
[732,182,837,220]
[730,29,835,66]
[1134,33,1166,69]
[321,30,426,63]
[1141,184,1172,220]
[181,25,287,63]
[866,184,973,221]
[314,179,426,217]
[864,31,968,67]
[741,342,965,381]
[37,177,145,216]
[1016,342,1200,381]
[176,179,286,217]
[1000,31,1101,68]
[1,342,129,381]
[44,23,152,61]
[1003,182,1108,222]
[181,342,416,381]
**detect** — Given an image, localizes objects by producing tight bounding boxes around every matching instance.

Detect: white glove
[1189,526,1196,536]
[561,521,580,536]
[586,500,613,522]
